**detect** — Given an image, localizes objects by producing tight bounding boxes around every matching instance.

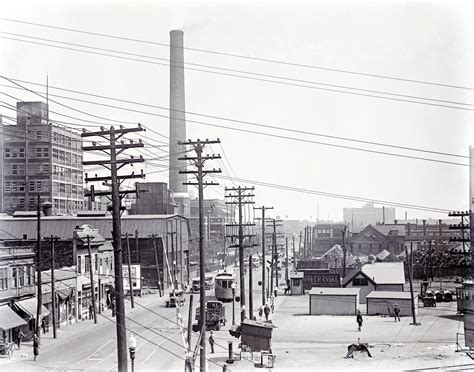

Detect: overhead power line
[1,83,469,167]
[1,32,473,109]
[2,37,474,113]
[213,174,450,214]
[3,77,468,159]
[0,17,472,91]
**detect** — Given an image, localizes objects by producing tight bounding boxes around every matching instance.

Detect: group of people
[257,300,274,321]
[14,328,39,361]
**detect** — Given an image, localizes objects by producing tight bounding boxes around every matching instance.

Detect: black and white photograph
[0,0,472,371]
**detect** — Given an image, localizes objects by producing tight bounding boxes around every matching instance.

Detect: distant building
[309,223,346,257]
[1,102,84,214]
[130,182,177,215]
[349,224,405,256]
[344,202,395,233]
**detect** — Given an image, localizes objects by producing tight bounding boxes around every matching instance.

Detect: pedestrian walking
[284,279,291,295]
[356,310,363,332]
[208,331,215,354]
[41,318,46,334]
[89,303,94,320]
[33,334,39,361]
[393,303,401,322]
[258,305,263,319]
[15,328,24,350]
[274,288,278,298]
[263,304,270,321]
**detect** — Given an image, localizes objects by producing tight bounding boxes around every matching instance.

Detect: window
[18,267,25,287]
[85,255,90,273]
[352,277,369,286]
[12,267,18,288]
[43,148,49,158]
[19,182,25,192]
[12,181,17,192]
[29,181,35,191]
[19,148,25,158]
[36,148,42,158]
[4,182,10,192]
[95,254,98,272]
[77,256,82,274]
[12,164,17,175]
[4,148,10,158]
[43,164,49,175]
[37,131,42,141]
[0,267,8,290]
[37,181,42,191]
[27,266,32,285]
[293,279,300,286]
[18,198,25,208]
[53,148,59,160]
[12,151,17,158]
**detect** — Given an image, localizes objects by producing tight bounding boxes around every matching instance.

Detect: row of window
[77,254,113,275]
[4,147,49,159]
[52,166,83,181]
[4,164,25,175]
[52,149,82,166]
[53,199,84,212]
[52,131,82,150]
[0,266,35,290]
[52,182,84,197]
[4,181,44,193]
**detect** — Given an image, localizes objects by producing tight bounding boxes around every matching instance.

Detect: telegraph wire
[0,17,471,90]
[1,86,470,167]
[2,36,473,113]
[1,33,473,109]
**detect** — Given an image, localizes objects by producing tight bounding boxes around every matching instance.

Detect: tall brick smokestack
[169,30,187,195]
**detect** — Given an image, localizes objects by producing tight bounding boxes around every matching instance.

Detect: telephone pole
[45,235,60,339]
[225,186,256,322]
[342,226,347,278]
[151,234,163,297]
[178,138,221,372]
[82,125,145,372]
[285,237,289,282]
[85,235,98,324]
[267,219,282,293]
[406,243,420,326]
[254,206,273,305]
[35,193,42,340]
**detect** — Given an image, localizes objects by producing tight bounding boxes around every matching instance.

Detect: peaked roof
[343,262,405,286]
[372,224,406,237]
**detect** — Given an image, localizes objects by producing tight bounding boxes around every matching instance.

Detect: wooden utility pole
[249,254,253,319]
[342,226,347,278]
[292,235,296,271]
[45,235,60,338]
[285,237,289,282]
[267,219,282,292]
[151,235,163,297]
[126,234,135,308]
[178,139,221,372]
[254,206,273,305]
[406,243,419,326]
[225,186,256,323]
[82,125,145,372]
[35,193,42,340]
[86,235,98,324]
[302,227,307,259]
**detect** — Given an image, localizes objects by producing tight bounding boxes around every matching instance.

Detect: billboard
[303,270,340,290]
[123,264,141,292]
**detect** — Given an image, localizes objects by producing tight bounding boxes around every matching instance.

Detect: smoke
[179,17,210,32]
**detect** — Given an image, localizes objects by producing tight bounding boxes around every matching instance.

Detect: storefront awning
[14,298,50,319]
[0,305,27,330]
[57,288,73,301]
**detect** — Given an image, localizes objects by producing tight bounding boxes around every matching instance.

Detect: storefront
[12,297,50,339]
[0,304,27,342]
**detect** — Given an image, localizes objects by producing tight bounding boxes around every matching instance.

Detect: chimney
[422,219,427,236]
[169,30,187,195]
[407,223,411,236]
[394,219,398,225]
[438,219,443,235]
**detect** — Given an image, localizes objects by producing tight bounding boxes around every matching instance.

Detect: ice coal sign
[123,264,141,292]
[303,270,341,290]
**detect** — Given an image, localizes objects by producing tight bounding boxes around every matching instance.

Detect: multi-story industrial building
[1,102,84,214]
[343,202,396,233]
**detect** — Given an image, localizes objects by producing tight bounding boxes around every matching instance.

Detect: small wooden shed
[240,319,276,352]
[309,287,360,315]
[290,272,304,295]
[366,291,418,317]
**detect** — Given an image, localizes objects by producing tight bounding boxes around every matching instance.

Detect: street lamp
[128,334,137,372]
[231,282,236,325]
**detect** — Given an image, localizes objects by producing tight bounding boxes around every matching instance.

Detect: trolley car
[214,271,236,302]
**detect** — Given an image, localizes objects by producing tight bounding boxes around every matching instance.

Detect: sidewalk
[0,290,168,367]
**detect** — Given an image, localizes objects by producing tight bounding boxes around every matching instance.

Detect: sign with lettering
[303,270,340,290]
[123,264,141,291]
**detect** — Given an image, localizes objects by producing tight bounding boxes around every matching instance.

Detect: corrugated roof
[0,305,27,330]
[0,214,187,240]
[366,291,416,299]
[361,262,405,285]
[309,287,360,296]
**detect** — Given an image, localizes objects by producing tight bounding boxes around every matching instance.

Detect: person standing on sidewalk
[263,304,271,321]
[33,334,39,361]
[393,303,401,322]
[208,331,215,354]
[356,310,363,332]
[16,328,24,350]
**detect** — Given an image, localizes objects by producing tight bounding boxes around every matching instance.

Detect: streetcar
[214,271,236,302]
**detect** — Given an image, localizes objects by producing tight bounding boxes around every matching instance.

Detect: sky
[0,0,472,221]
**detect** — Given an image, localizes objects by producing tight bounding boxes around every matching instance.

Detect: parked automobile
[165,289,185,307]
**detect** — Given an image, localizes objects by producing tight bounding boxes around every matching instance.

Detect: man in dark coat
[33,334,39,361]
[263,304,271,321]
[356,310,363,332]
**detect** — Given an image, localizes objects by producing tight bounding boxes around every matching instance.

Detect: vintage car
[165,290,185,308]
[193,301,226,331]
